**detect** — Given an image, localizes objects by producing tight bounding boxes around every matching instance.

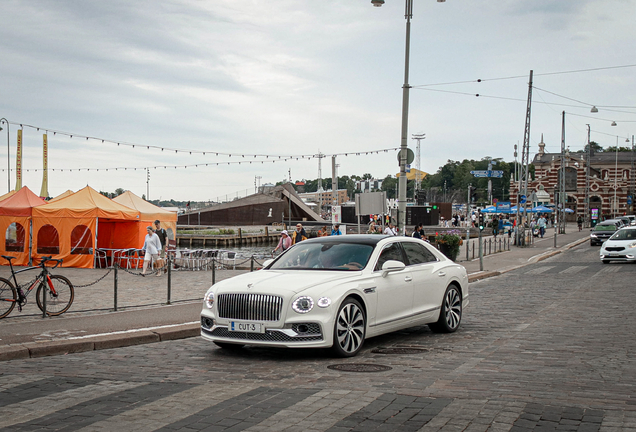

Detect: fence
[0,256,264,321]
[462,236,511,261]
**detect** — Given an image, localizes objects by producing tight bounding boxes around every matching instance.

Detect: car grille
[203,325,323,342]
[217,293,283,321]
[605,247,625,252]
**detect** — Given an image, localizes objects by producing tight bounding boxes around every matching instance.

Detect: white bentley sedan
[201,235,469,357]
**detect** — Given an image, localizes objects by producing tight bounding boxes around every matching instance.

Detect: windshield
[594,225,616,231]
[609,229,636,240]
[269,242,374,271]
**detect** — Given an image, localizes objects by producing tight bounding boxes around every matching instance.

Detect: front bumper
[200,313,333,349]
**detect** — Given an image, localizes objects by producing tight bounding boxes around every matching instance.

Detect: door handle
[438,271,446,277]
[405,276,413,282]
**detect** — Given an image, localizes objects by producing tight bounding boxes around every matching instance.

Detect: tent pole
[94,217,99,268]
[29,219,33,266]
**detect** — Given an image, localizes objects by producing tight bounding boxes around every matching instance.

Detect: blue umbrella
[531,205,553,213]
[481,206,497,213]
[564,208,575,213]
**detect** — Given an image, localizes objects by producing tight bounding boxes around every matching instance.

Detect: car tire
[602,260,610,264]
[213,342,245,350]
[332,298,366,358]
[429,284,462,333]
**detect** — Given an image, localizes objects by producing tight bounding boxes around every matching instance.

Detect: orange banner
[40,134,49,198]
[16,129,22,190]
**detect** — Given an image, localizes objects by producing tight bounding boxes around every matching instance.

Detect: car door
[371,241,412,328]
[401,241,446,320]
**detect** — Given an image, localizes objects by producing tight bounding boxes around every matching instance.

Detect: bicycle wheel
[36,275,74,316]
[0,277,17,319]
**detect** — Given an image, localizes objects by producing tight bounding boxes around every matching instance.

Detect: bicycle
[0,255,74,319]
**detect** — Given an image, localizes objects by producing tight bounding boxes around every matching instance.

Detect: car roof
[303,234,388,247]
[597,221,619,226]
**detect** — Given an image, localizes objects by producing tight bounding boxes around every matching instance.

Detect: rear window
[594,225,616,231]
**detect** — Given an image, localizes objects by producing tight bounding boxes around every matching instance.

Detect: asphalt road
[1,242,634,431]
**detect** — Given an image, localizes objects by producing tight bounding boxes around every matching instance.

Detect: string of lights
[0,147,401,173]
[6,121,397,160]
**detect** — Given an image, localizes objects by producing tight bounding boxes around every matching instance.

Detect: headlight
[317,297,331,308]
[292,296,314,314]
[628,241,636,249]
[204,291,215,309]
[590,234,597,238]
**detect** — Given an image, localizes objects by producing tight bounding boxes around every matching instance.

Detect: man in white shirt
[141,226,162,276]
[384,222,397,236]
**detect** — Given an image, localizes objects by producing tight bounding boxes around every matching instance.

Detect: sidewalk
[0,229,591,361]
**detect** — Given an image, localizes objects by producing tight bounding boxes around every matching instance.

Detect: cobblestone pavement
[1,242,635,431]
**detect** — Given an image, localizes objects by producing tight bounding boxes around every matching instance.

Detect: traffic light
[469,186,477,202]
[478,213,485,231]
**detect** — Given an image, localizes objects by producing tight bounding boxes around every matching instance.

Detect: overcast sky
[1,0,635,202]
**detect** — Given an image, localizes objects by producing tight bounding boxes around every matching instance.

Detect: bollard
[478,229,483,271]
[114,266,118,312]
[465,229,470,261]
[250,256,254,272]
[212,258,216,285]
[167,255,171,305]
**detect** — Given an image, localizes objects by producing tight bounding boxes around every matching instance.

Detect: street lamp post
[0,118,9,193]
[372,0,445,235]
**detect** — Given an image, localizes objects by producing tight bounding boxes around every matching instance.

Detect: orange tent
[113,191,178,248]
[0,190,17,203]
[0,187,47,266]
[32,186,140,268]
[49,189,75,202]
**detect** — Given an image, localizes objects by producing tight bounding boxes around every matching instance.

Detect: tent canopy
[0,190,16,203]
[49,189,75,202]
[113,191,177,223]
[0,186,46,216]
[33,186,140,220]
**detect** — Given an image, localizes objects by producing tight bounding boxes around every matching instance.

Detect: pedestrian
[498,215,504,239]
[141,226,162,276]
[318,225,329,237]
[577,216,583,231]
[412,224,422,239]
[291,223,307,244]
[273,230,292,254]
[367,222,377,234]
[154,219,169,274]
[471,212,476,227]
[492,217,499,239]
[384,222,397,236]
[331,224,343,235]
[537,214,547,238]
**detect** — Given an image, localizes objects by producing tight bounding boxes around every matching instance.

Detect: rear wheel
[332,298,366,357]
[429,284,462,333]
[36,275,74,316]
[0,277,17,319]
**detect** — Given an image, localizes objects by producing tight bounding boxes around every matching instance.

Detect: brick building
[510,137,635,221]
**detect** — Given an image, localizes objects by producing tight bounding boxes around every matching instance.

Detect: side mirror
[262,259,274,269]
[381,260,405,277]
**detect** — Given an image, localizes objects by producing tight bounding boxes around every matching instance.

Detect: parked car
[624,215,636,226]
[201,235,469,357]
[600,227,636,263]
[590,222,619,246]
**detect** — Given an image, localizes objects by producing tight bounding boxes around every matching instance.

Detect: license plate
[229,321,264,333]
[609,253,618,257]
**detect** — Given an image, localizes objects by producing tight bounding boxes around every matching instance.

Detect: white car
[201,235,469,357]
[600,226,636,264]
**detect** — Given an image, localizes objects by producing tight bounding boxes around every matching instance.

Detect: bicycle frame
[6,260,58,301]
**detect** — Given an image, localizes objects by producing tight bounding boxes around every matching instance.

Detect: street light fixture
[590,106,598,113]
[372,0,445,235]
[0,118,9,193]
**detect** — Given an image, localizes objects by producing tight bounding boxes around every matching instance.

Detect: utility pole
[516,70,533,247]
[331,156,338,208]
[146,168,150,200]
[584,125,591,228]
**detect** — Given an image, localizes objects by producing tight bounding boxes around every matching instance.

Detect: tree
[579,141,603,154]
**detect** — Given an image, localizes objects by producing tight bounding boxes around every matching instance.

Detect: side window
[5,222,25,252]
[402,242,438,265]
[374,243,405,271]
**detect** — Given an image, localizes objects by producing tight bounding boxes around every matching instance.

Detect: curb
[0,323,200,362]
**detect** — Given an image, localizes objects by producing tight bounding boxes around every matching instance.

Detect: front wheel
[36,275,74,316]
[332,298,366,357]
[429,284,462,333]
[0,277,17,319]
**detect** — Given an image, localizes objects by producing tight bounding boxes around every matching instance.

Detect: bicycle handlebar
[40,256,63,269]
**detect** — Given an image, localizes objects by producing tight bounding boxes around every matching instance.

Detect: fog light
[297,324,309,333]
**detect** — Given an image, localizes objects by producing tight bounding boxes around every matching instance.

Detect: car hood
[602,238,636,248]
[211,269,359,296]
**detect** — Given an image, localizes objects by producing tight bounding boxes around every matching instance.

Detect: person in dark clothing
[154,220,168,257]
